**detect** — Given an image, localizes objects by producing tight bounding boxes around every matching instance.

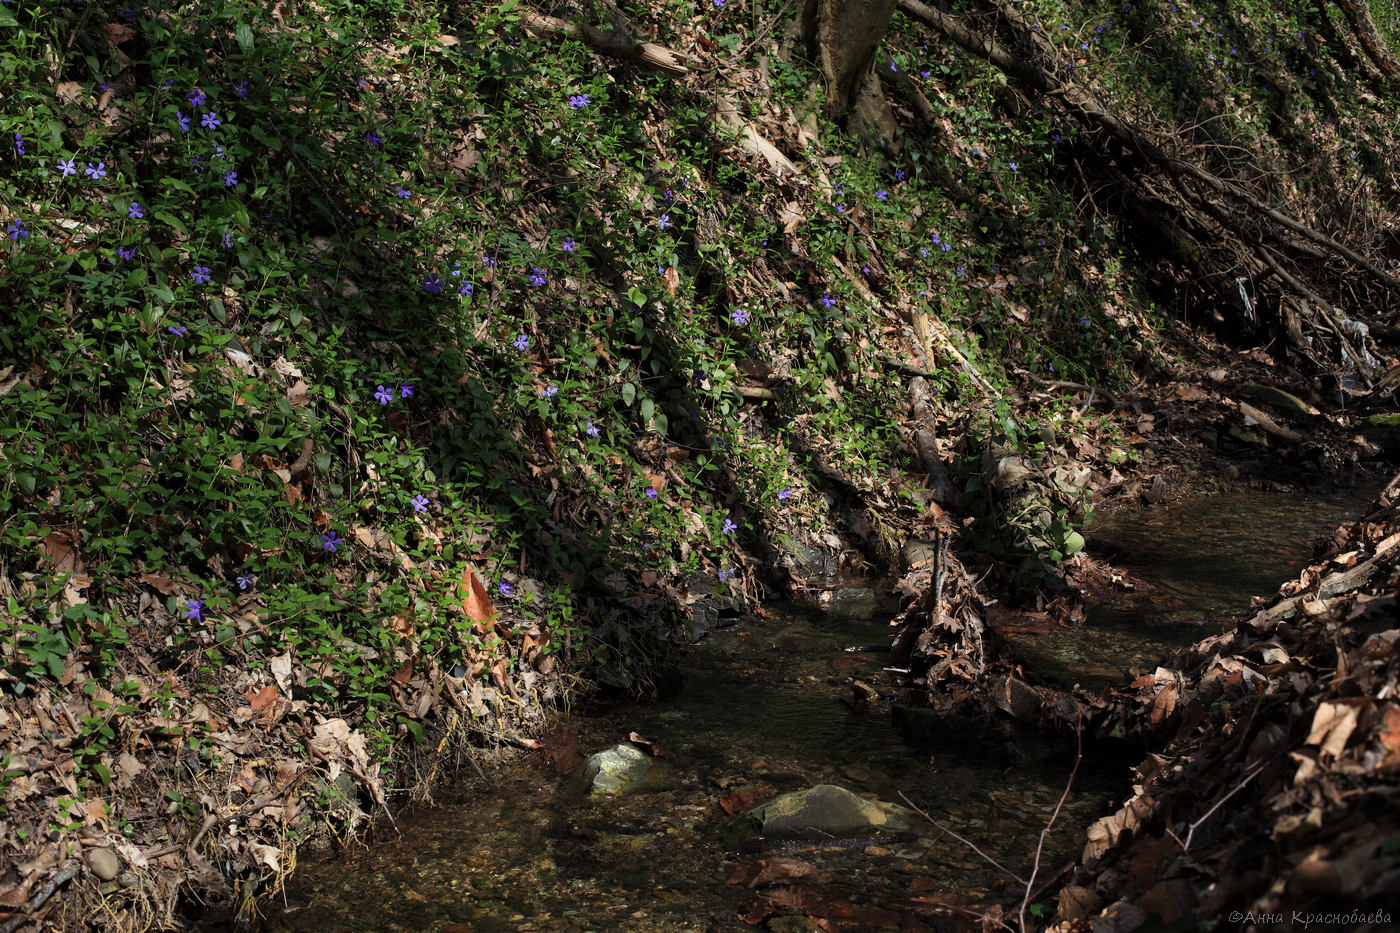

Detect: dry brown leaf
[391,659,414,685]
[662,267,680,296]
[245,685,277,712]
[1305,701,1359,760]
[139,573,178,595]
[456,566,496,625]
[39,531,83,574]
[1380,708,1400,755]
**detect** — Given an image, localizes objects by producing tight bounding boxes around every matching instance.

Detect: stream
[264,483,1379,933]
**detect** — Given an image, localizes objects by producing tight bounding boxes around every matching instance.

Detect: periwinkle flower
[366,131,383,147]
[375,385,393,404]
[7,219,28,241]
[189,265,211,284]
[320,531,341,552]
[658,214,671,230]
[237,573,258,590]
[58,158,76,176]
[234,81,250,98]
[85,162,108,180]
[528,267,546,287]
[645,487,657,499]
[731,307,749,324]
[568,94,591,109]
[399,382,414,398]
[118,245,137,260]
[820,293,836,308]
[201,111,220,129]
[223,170,238,187]
[561,236,576,252]
[410,494,429,512]
[513,334,530,351]
[167,324,188,336]
[722,518,737,535]
[395,185,411,199]
[424,272,443,294]
[188,88,207,106]
[499,582,514,596]
[128,201,143,219]
[777,487,792,500]
[187,599,206,622]
[586,422,600,437]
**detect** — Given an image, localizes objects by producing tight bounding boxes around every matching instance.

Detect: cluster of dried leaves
[1045,473,1400,930]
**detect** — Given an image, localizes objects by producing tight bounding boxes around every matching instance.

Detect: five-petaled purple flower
[128,201,143,219]
[234,81,249,98]
[237,573,257,590]
[586,422,600,437]
[424,272,443,294]
[528,267,546,287]
[820,293,836,308]
[778,487,792,500]
[722,518,737,535]
[399,382,414,398]
[201,111,221,129]
[718,569,733,581]
[513,334,530,351]
[58,158,76,176]
[366,131,383,147]
[568,94,591,109]
[658,214,671,230]
[223,170,238,187]
[221,232,234,249]
[561,236,576,252]
[190,265,211,284]
[14,132,24,155]
[499,582,514,596]
[645,487,657,499]
[86,162,107,179]
[459,281,473,297]
[320,531,341,552]
[395,185,411,199]
[188,88,207,106]
[7,219,28,241]
[540,385,558,398]
[177,111,191,132]
[187,599,206,622]
[375,385,393,404]
[896,169,905,180]
[410,494,429,512]
[167,324,188,336]
[118,245,137,260]
[731,307,749,324]
[877,190,887,200]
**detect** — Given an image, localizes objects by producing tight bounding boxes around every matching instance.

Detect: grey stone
[572,742,651,795]
[724,784,919,843]
[88,847,121,881]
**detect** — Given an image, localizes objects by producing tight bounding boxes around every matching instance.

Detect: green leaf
[153,211,187,236]
[1062,530,1085,557]
[208,297,227,323]
[640,399,654,423]
[236,23,254,54]
[16,474,36,496]
[621,382,636,406]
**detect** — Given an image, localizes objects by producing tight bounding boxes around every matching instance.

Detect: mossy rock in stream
[565,742,653,796]
[723,784,919,844]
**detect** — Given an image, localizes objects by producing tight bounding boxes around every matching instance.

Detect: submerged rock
[724,784,919,844]
[570,742,652,795]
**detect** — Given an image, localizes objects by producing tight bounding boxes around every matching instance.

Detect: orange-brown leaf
[457,566,496,624]
[139,573,178,595]
[245,685,277,712]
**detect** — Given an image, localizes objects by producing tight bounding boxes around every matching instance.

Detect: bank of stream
[263,482,1380,932]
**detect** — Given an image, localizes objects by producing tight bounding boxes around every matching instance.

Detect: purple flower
[424,272,443,294]
[482,254,496,267]
[820,293,836,308]
[118,245,137,260]
[568,93,591,109]
[357,76,369,89]
[187,599,206,622]
[399,382,414,398]
[956,265,966,277]
[877,190,887,200]
[895,169,905,180]
[223,170,238,187]
[410,494,429,512]
[458,281,473,297]
[201,111,221,129]
[1078,316,1089,326]
[188,87,207,107]
[395,185,411,199]
[662,189,674,202]
[6,219,28,241]
[731,307,749,325]
[58,158,76,176]
[561,236,576,252]
[718,569,732,581]
[221,232,234,249]
[890,61,898,71]
[722,518,737,535]
[85,162,107,180]
[499,582,514,596]
[13,132,24,155]
[513,334,530,351]
[540,385,558,398]
[320,531,341,552]
[234,81,250,98]
[167,324,188,336]
[645,487,657,499]
[586,422,600,437]
[658,214,671,229]
[528,267,546,287]
[777,487,792,500]
[836,203,847,213]
[1009,161,1018,171]
[237,574,257,590]
[713,0,724,6]
[128,201,143,219]
[190,265,211,285]
[366,130,383,147]
[375,385,393,404]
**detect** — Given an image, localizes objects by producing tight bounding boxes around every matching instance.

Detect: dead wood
[520,10,689,75]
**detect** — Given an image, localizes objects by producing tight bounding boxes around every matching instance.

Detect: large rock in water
[724,784,919,843]
[571,742,652,795]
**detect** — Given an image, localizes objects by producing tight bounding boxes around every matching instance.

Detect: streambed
[265,483,1378,932]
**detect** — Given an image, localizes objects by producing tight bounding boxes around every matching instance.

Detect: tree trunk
[806,0,899,141]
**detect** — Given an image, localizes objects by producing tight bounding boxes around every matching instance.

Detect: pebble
[88,847,121,881]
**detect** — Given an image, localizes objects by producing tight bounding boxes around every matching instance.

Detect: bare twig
[898,791,1028,887]
[0,862,80,933]
[1164,758,1269,853]
[1020,723,1083,932]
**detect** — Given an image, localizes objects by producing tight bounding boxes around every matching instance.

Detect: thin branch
[1020,722,1083,931]
[898,791,1028,887]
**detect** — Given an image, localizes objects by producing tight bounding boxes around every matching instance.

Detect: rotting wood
[519,11,689,75]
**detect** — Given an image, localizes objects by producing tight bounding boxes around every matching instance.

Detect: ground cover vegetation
[0,0,1398,927]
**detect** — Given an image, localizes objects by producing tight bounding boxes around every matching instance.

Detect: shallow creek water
[270,483,1378,933]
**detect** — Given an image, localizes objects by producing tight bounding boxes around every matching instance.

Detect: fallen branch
[520,11,689,75]
[1019,723,1083,931]
[0,863,79,933]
